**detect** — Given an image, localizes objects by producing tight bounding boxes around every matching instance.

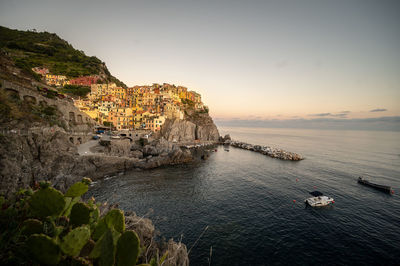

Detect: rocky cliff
[161,109,219,143]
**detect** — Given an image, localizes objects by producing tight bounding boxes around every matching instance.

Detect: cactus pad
[104,209,125,233]
[115,230,140,266]
[99,228,116,266]
[92,218,107,241]
[20,219,43,236]
[60,225,91,257]
[65,181,89,197]
[27,234,61,265]
[70,202,91,227]
[29,187,65,218]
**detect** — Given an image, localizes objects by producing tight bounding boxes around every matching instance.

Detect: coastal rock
[219,134,231,143]
[161,119,196,142]
[130,143,143,151]
[151,137,174,153]
[130,150,143,159]
[161,111,219,142]
[143,145,160,157]
[106,139,132,156]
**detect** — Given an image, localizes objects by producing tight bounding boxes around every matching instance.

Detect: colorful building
[145,115,166,132]
[45,74,69,87]
[69,76,99,86]
[32,67,49,76]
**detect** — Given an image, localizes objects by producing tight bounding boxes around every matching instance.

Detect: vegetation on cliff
[0,178,170,266]
[0,26,126,87]
[0,88,64,128]
[60,84,91,98]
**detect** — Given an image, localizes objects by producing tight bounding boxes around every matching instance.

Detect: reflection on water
[86,128,400,265]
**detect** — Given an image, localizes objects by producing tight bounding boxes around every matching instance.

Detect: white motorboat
[305,191,334,207]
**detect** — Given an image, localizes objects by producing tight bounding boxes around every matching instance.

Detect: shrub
[61,85,90,98]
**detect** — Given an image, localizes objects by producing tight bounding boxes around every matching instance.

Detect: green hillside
[0,26,126,87]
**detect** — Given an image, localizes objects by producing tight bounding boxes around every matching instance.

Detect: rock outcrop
[161,110,219,143]
[0,127,79,196]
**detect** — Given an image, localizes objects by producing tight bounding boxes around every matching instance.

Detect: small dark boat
[357,177,393,194]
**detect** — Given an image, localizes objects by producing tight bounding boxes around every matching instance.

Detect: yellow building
[163,102,183,119]
[109,87,126,100]
[45,74,69,87]
[107,107,134,130]
[90,83,117,98]
[145,115,166,132]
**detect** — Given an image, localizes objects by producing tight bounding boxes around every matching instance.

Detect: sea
[85,127,400,265]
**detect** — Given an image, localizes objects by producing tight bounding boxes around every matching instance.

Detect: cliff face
[0,127,80,196]
[161,109,219,142]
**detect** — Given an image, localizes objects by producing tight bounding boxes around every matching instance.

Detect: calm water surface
[86,127,400,265]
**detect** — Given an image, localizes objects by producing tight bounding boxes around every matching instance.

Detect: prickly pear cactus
[63,196,80,217]
[99,228,116,266]
[79,239,95,257]
[60,225,91,257]
[90,206,100,221]
[43,218,57,237]
[104,209,125,233]
[20,219,43,236]
[39,181,51,189]
[90,226,121,259]
[29,187,65,218]
[115,230,140,266]
[92,218,107,241]
[70,202,91,227]
[65,181,89,198]
[27,234,61,265]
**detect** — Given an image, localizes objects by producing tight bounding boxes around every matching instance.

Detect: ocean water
[86,127,400,265]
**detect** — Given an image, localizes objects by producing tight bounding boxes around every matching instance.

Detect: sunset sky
[1,0,399,125]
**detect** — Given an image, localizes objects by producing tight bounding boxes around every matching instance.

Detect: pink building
[69,76,99,86]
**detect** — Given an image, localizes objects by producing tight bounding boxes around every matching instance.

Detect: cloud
[370,108,387,112]
[309,113,332,117]
[309,111,349,118]
[331,113,348,118]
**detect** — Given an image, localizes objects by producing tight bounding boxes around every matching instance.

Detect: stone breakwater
[180,141,217,149]
[228,140,304,161]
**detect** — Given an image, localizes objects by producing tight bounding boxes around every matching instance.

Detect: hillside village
[32,67,207,132]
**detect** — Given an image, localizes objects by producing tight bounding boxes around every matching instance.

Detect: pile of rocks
[228,140,304,161]
[104,137,194,169]
[180,141,217,149]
